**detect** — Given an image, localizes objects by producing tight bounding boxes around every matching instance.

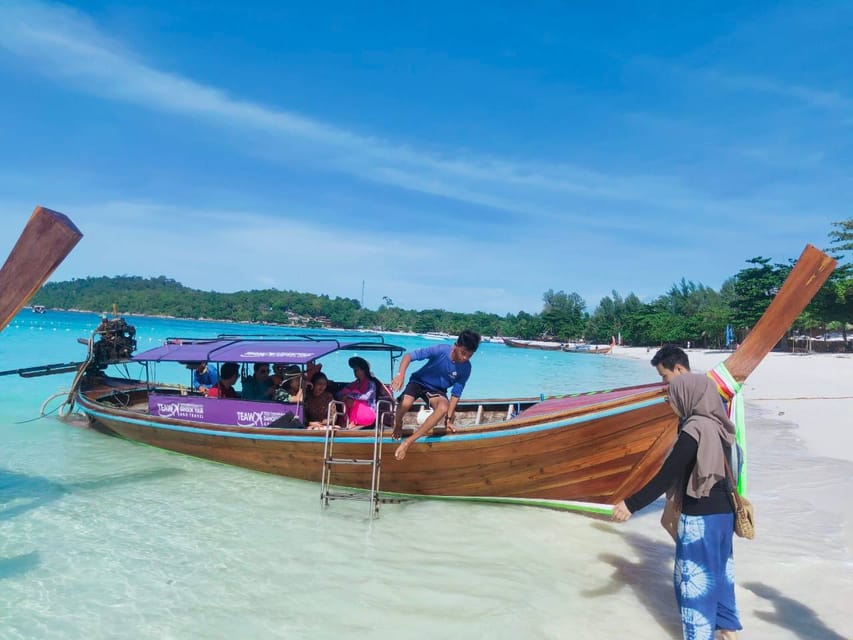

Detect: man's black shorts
[401,380,446,405]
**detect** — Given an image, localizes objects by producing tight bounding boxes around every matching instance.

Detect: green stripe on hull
[335,487,614,515]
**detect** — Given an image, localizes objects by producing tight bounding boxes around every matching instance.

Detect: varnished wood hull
[76,381,674,512]
[562,346,612,354]
[70,245,836,513]
[502,338,564,351]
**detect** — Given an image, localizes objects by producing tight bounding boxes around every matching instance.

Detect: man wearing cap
[272,364,305,403]
[390,329,481,461]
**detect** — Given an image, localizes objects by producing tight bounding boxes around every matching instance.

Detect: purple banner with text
[149,393,302,427]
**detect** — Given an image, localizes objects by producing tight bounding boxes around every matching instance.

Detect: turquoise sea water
[1,311,666,639]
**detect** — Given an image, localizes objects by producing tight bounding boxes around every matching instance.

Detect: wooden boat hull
[76,381,674,512]
[563,346,612,354]
[502,338,564,351]
[65,244,837,513]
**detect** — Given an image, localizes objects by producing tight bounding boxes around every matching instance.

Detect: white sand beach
[614,346,853,464]
[611,346,853,639]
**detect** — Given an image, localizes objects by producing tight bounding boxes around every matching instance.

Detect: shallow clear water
[2,312,850,639]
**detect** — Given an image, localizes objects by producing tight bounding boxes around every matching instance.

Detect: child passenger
[304,372,335,427]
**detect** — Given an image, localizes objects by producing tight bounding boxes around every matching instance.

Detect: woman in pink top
[335,357,378,429]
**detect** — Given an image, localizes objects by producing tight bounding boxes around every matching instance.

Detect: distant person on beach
[207,362,239,398]
[187,361,218,394]
[390,330,481,461]
[611,373,742,639]
[241,362,274,400]
[651,344,691,383]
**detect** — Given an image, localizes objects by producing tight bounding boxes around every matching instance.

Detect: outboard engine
[88,317,137,371]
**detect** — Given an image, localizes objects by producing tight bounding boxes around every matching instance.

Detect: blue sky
[1,1,850,314]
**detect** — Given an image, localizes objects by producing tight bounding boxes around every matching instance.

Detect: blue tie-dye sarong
[674,513,742,640]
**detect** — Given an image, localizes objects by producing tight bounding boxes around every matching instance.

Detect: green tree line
[32,220,852,347]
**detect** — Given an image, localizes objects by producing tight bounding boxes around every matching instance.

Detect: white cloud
[0,0,796,229]
[705,70,853,115]
[1,3,846,314]
[11,199,541,313]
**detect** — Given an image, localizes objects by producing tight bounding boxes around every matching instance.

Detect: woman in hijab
[335,356,379,429]
[612,373,742,640]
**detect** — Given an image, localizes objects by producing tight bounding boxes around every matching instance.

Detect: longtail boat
[56,245,835,514]
[502,338,565,351]
[562,341,614,355]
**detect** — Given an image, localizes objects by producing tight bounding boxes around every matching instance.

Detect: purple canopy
[209,340,359,363]
[133,339,370,364]
[133,340,233,363]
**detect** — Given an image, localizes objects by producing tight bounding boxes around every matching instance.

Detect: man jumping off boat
[390,329,481,461]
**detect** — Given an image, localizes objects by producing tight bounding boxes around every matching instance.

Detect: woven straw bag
[723,451,755,540]
[730,489,755,539]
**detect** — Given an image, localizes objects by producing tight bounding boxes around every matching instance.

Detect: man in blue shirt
[390,329,481,460]
[186,361,219,394]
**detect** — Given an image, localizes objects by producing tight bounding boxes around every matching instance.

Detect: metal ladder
[320,399,394,518]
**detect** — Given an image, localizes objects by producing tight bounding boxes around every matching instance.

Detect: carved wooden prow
[0,206,83,332]
[724,244,836,382]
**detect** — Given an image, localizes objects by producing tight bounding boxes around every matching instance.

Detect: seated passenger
[304,372,336,428]
[270,363,288,388]
[335,356,380,429]
[185,361,218,394]
[273,364,304,403]
[242,362,274,400]
[305,359,323,382]
[207,362,239,398]
[271,361,321,388]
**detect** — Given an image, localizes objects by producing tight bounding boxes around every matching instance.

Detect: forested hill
[32,275,519,336]
[32,275,367,329]
[30,255,853,348]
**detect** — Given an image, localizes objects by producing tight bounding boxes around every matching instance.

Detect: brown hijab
[668,373,736,499]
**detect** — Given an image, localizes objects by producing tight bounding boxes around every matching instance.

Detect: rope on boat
[50,328,98,418]
[40,390,69,417]
[15,390,66,423]
[35,320,138,420]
